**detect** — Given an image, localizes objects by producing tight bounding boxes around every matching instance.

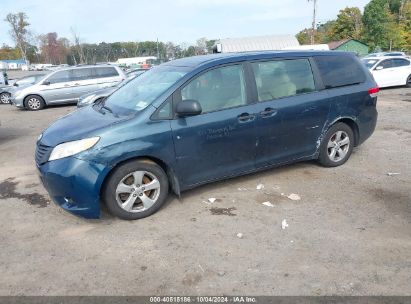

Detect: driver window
[47,70,71,84]
[376,60,393,69]
[181,65,247,113]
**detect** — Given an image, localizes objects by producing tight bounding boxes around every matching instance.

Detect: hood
[40,105,132,147]
[80,87,117,100]
[6,84,32,94]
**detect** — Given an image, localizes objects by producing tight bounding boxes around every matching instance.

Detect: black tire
[24,95,45,111]
[0,92,11,104]
[406,74,411,88]
[318,122,354,167]
[102,159,169,220]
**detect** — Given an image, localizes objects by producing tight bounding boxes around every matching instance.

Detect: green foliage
[330,7,363,40]
[363,0,406,51]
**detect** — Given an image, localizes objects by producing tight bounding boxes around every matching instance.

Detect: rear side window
[72,68,93,81]
[181,65,247,113]
[251,59,315,101]
[94,67,119,78]
[314,55,366,88]
[392,59,410,67]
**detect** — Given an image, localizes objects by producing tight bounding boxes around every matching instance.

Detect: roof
[327,39,368,50]
[216,34,300,53]
[0,59,27,64]
[165,50,349,68]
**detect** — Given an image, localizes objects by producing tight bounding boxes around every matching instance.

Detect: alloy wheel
[115,170,161,213]
[327,130,350,162]
[27,97,41,110]
[0,93,10,104]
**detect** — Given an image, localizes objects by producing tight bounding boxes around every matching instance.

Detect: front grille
[35,143,53,165]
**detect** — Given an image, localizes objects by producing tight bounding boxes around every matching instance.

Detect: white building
[117,56,157,66]
[214,34,300,53]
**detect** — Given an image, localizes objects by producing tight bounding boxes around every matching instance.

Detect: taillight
[368,87,379,98]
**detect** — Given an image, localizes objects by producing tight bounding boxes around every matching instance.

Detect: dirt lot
[0,87,410,296]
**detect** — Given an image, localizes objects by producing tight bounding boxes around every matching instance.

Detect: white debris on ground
[256,184,264,190]
[262,201,274,207]
[237,187,247,191]
[386,172,400,176]
[282,219,289,230]
[287,193,301,201]
[236,233,243,239]
[208,198,216,203]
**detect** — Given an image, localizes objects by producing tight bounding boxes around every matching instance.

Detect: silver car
[11,65,126,110]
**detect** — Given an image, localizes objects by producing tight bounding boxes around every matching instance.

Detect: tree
[5,12,31,62]
[71,27,85,64]
[330,7,363,40]
[363,0,407,50]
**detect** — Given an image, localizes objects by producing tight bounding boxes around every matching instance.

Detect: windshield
[104,65,189,115]
[361,59,379,69]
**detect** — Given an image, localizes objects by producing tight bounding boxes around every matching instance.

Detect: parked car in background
[36,51,378,220]
[0,74,47,104]
[11,65,126,110]
[364,52,406,58]
[77,69,147,108]
[362,56,411,88]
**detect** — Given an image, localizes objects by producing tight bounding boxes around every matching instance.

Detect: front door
[170,64,258,187]
[40,70,74,103]
[372,59,395,87]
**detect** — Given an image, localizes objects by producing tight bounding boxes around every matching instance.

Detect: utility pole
[308,0,317,45]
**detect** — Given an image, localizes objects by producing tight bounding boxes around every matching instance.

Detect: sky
[1,0,371,46]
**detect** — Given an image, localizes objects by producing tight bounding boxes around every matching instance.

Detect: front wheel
[25,95,45,111]
[0,92,11,104]
[318,122,354,167]
[102,159,169,220]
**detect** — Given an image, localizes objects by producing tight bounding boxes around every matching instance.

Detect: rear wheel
[102,159,169,220]
[24,95,45,111]
[406,74,411,88]
[0,92,11,104]
[318,122,354,167]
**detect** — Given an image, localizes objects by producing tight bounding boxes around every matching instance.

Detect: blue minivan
[36,51,378,220]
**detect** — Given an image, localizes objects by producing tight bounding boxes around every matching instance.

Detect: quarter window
[314,55,366,88]
[251,59,315,101]
[181,65,247,113]
[94,67,119,78]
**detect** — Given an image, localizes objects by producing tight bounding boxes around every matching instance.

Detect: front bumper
[10,95,24,108]
[37,156,110,219]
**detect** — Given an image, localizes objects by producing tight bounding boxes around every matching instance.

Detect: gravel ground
[0,87,410,296]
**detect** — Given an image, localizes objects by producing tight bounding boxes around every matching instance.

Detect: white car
[362,56,411,88]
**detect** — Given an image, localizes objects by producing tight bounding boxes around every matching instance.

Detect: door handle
[237,112,255,123]
[260,107,278,117]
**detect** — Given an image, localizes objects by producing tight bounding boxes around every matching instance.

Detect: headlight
[79,94,96,105]
[49,137,100,161]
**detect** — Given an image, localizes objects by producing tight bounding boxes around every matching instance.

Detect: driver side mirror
[13,83,18,87]
[176,100,202,117]
[42,80,50,85]
[375,66,384,70]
